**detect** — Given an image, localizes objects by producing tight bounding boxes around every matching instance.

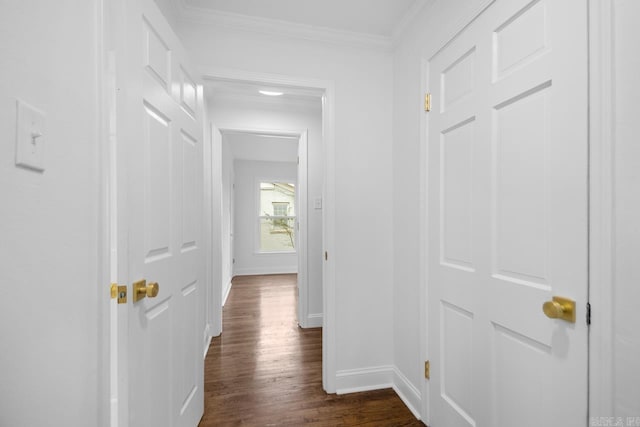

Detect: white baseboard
[203,332,212,359]
[305,313,323,328]
[233,266,298,276]
[222,278,233,306]
[392,367,422,420]
[334,365,422,421]
[335,366,394,394]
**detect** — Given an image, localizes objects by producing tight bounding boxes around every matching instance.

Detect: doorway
[218,128,308,324]
[201,72,337,392]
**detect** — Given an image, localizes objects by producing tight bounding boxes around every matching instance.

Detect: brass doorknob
[542,296,575,323]
[133,279,160,303]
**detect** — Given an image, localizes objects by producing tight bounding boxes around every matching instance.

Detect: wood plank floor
[199,274,424,426]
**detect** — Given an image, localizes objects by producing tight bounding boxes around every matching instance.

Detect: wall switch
[16,99,46,172]
[314,197,322,210]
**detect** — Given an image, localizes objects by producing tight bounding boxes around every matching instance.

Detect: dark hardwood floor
[199,274,424,426]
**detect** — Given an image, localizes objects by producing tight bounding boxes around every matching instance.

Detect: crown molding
[177,4,393,51]
[392,0,433,44]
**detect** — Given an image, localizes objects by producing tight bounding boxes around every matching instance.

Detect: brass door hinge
[424,93,432,112]
[110,283,127,304]
[424,360,430,379]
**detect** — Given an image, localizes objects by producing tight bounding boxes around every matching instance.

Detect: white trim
[419,56,431,425]
[96,0,111,425]
[321,84,337,394]
[103,0,131,425]
[203,327,212,358]
[179,6,392,51]
[392,367,422,421]
[222,278,233,307]
[335,366,394,395]
[334,366,421,422]
[297,131,310,329]
[253,250,297,255]
[202,68,337,394]
[588,0,615,418]
[202,93,214,352]
[305,313,323,329]
[233,266,298,276]
[209,123,223,337]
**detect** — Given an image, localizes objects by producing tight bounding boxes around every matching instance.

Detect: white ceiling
[224,131,299,163]
[182,0,423,37]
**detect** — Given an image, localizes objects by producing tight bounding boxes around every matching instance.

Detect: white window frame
[256,180,297,254]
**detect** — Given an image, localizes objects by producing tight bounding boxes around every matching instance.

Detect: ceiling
[185,1,423,160]
[181,0,424,37]
[176,0,433,109]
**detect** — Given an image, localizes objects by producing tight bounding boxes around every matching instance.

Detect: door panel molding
[421,0,589,424]
[108,0,206,425]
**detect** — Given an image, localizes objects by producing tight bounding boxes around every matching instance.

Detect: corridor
[199,274,423,426]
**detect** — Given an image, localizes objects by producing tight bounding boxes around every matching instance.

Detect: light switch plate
[16,99,46,172]
[314,197,322,210]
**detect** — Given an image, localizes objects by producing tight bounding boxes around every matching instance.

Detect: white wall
[209,99,324,319]
[234,160,298,275]
[0,2,101,425]
[181,21,395,382]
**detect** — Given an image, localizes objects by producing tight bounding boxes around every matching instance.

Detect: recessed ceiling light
[259,90,283,96]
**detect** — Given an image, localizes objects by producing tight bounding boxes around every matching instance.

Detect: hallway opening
[203,73,335,391]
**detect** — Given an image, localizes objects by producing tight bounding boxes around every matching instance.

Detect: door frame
[200,68,337,393]
[97,0,115,425]
[587,0,616,419]
[99,0,131,425]
[215,127,310,327]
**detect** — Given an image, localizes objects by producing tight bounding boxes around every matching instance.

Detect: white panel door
[121,0,204,426]
[427,1,588,426]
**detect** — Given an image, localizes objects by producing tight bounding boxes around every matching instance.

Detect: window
[272,202,289,217]
[258,182,296,252]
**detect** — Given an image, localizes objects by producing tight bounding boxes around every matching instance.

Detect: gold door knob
[542,296,576,323]
[133,279,160,303]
